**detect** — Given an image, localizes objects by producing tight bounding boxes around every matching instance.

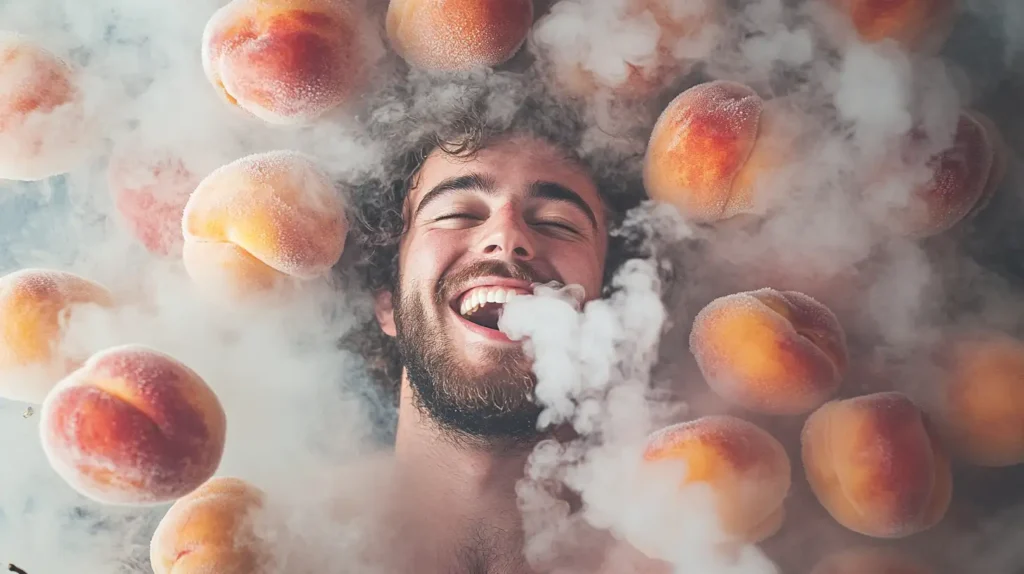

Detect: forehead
[406,135,604,215]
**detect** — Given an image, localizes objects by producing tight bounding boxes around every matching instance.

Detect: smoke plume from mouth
[2,0,1024,573]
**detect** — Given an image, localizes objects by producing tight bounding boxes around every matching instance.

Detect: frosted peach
[876,112,994,238]
[801,392,952,538]
[933,333,1024,467]
[0,268,114,404]
[39,345,227,506]
[643,415,791,542]
[202,0,367,125]
[386,0,533,71]
[534,0,719,100]
[690,288,848,415]
[107,145,202,257]
[0,32,88,181]
[828,0,957,52]
[151,477,271,574]
[181,150,348,298]
[643,81,802,223]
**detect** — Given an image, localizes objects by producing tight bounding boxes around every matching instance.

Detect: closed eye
[434,213,479,222]
[537,221,577,231]
[533,220,582,236]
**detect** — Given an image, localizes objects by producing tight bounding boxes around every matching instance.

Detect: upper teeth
[459,287,521,317]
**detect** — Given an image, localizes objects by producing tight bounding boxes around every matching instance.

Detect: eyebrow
[413,173,599,230]
[528,181,599,231]
[414,173,496,220]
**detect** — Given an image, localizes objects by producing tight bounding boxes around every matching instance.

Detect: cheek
[551,245,606,298]
[400,234,460,297]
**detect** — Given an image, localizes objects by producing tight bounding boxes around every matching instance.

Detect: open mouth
[456,287,524,330]
[451,283,534,335]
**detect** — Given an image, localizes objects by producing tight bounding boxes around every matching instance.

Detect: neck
[388,374,539,573]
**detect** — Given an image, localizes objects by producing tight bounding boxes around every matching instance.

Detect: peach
[826,0,957,53]
[39,344,227,506]
[151,476,272,574]
[643,415,791,542]
[202,0,367,125]
[107,144,203,258]
[964,109,1008,219]
[811,547,933,574]
[931,332,1024,467]
[0,32,88,181]
[0,268,114,404]
[386,0,533,72]
[801,392,952,538]
[181,150,348,299]
[689,288,848,416]
[878,110,994,238]
[643,81,803,223]
[533,0,719,100]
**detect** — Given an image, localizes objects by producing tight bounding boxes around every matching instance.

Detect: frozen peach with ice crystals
[386,0,533,71]
[39,344,227,506]
[801,392,952,538]
[643,415,791,542]
[690,288,848,415]
[931,332,1024,467]
[0,268,114,404]
[644,81,803,223]
[880,110,994,238]
[107,143,205,257]
[181,150,348,298]
[826,0,957,53]
[202,0,368,125]
[533,0,719,100]
[0,32,88,181]
[151,477,272,574]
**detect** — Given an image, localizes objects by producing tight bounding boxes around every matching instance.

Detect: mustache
[436,260,551,305]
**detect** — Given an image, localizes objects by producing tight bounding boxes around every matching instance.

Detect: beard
[392,260,546,444]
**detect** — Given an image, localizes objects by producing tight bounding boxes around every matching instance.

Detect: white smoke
[499,258,777,573]
[1,0,1023,572]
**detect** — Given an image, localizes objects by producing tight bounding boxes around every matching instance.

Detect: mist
[3,0,1024,573]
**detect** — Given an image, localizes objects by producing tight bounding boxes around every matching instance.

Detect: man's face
[376,134,608,441]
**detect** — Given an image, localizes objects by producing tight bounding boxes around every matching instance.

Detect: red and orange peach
[181,150,348,299]
[643,81,804,223]
[107,144,203,257]
[825,0,958,53]
[643,415,791,542]
[534,0,719,100]
[930,332,1024,467]
[0,268,114,404]
[386,0,534,71]
[801,392,952,538]
[150,476,271,573]
[202,0,368,125]
[690,288,848,415]
[879,110,995,238]
[0,32,88,181]
[39,345,227,506]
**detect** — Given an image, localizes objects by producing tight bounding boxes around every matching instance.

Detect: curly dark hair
[337,70,658,402]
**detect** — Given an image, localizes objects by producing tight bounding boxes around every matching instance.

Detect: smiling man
[379,134,608,443]
[341,80,663,573]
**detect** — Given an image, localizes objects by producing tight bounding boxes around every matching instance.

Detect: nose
[475,209,535,261]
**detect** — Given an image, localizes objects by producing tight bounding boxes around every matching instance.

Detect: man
[340,78,668,573]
